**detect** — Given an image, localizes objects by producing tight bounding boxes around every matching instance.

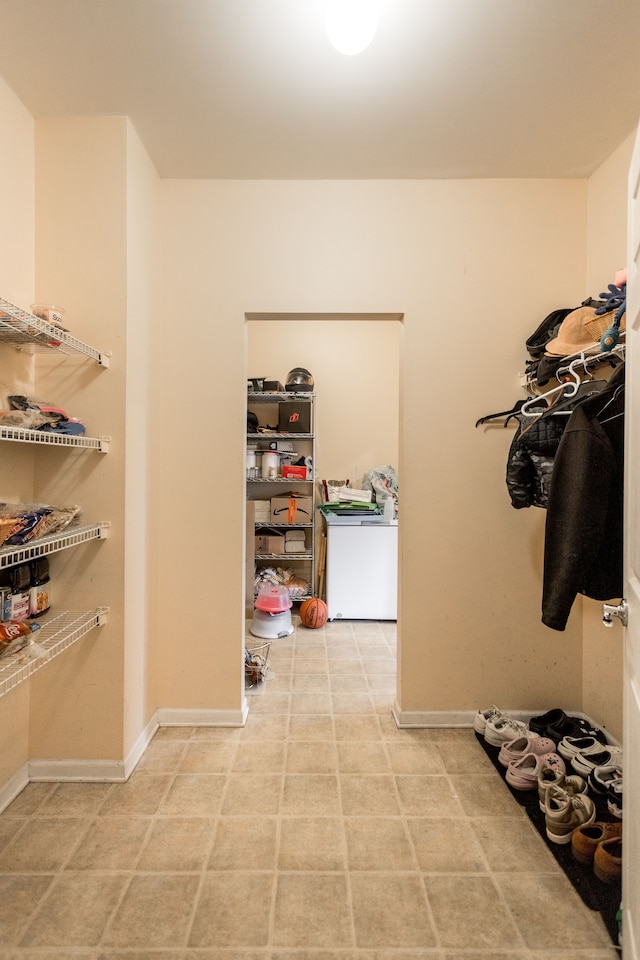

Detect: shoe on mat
[473,705,504,735]
[558,735,607,760]
[571,821,622,865]
[607,778,623,820]
[571,746,623,777]
[544,784,596,844]
[498,734,553,768]
[506,751,564,791]
[528,707,567,737]
[588,764,624,796]
[538,765,588,812]
[484,715,529,747]
[594,836,623,884]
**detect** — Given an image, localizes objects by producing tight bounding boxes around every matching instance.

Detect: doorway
[245,312,402,625]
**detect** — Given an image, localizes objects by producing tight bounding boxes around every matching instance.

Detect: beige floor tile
[337,741,391,773]
[98,774,173,816]
[350,873,436,947]
[0,818,88,871]
[471,816,559,872]
[424,875,522,948]
[345,817,416,871]
[291,658,328,675]
[286,741,337,774]
[330,674,370,693]
[281,774,341,815]
[496,873,613,949]
[279,816,345,870]
[221,774,282,815]
[340,775,401,816]
[2,782,55,816]
[0,818,23,855]
[134,739,187,773]
[179,741,238,773]
[21,874,126,947]
[232,741,286,773]
[190,873,274,947]
[386,742,446,775]
[288,715,334,740]
[334,715,383,741]
[448,775,525,818]
[136,816,215,871]
[0,875,54,946]
[160,774,227,816]
[66,817,152,870]
[436,740,492,773]
[331,693,376,714]
[407,818,488,872]
[208,816,278,870]
[103,874,200,948]
[395,775,465,817]
[327,660,366,676]
[294,643,327,659]
[272,873,352,947]
[190,725,244,740]
[245,692,291,714]
[37,782,112,817]
[290,674,331,692]
[241,713,288,740]
[443,953,530,960]
[289,693,333,714]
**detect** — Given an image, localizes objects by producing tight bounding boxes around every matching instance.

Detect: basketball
[299,597,328,629]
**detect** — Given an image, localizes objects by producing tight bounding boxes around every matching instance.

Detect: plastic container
[30,303,65,327]
[255,584,292,613]
[250,607,293,639]
[261,450,279,479]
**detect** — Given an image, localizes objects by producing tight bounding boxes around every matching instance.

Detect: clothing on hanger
[541,364,625,631]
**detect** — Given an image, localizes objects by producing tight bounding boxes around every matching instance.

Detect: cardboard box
[282,464,308,480]
[253,500,272,523]
[278,400,311,433]
[271,495,313,525]
[254,528,285,555]
[285,529,307,553]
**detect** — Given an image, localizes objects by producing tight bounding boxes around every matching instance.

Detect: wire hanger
[519,357,583,417]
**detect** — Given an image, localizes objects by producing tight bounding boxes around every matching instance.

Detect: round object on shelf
[299,597,328,629]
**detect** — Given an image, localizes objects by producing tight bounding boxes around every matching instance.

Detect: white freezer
[325,519,398,620]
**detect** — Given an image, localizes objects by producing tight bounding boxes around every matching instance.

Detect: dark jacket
[506,413,567,509]
[542,365,625,631]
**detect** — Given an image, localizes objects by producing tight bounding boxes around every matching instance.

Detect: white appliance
[325,518,398,620]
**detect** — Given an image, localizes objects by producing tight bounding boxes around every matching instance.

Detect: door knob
[602,599,628,628]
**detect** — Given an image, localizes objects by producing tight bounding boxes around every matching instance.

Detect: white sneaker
[571,746,623,777]
[484,715,529,747]
[544,785,596,844]
[473,705,504,735]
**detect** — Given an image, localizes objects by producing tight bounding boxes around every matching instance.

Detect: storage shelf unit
[0,608,109,699]
[247,391,316,600]
[0,522,110,571]
[0,297,110,365]
[0,292,110,694]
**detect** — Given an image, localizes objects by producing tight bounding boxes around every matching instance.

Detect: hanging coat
[506,413,567,509]
[541,365,625,631]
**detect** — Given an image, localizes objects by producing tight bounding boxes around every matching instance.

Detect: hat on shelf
[544,306,601,357]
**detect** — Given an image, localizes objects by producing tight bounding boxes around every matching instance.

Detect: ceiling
[1,0,640,180]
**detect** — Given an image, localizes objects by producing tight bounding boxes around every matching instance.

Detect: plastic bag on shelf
[0,502,81,547]
[0,620,41,660]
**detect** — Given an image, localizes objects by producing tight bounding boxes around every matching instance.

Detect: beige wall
[156,178,589,720]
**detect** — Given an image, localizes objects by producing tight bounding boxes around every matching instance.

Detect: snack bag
[0,620,41,659]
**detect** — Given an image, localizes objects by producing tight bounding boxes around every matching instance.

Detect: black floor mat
[475,732,621,946]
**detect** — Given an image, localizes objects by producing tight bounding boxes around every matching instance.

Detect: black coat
[542,365,625,631]
[506,413,567,509]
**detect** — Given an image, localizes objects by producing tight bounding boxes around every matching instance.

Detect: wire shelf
[255,553,313,561]
[0,607,109,699]
[0,523,109,570]
[0,424,109,451]
[0,298,110,365]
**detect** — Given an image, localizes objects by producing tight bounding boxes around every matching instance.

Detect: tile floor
[0,618,619,959]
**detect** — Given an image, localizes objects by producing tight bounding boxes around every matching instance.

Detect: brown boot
[571,821,622,865]
[593,836,623,884]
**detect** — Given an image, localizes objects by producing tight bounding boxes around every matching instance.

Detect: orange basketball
[299,597,328,629]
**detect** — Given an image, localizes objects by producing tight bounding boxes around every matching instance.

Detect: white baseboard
[0,763,29,813]
[155,703,249,727]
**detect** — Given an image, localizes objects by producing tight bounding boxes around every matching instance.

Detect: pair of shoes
[594,835,623,884]
[558,735,608,760]
[570,745,623,777]
[505,751,563,791]
[588,763,623,795]
[473,705,503,735]
[529,707,607,745]
[544,784,596,844]
[484,715,530,747]
[607,777,623,819]
[498,734,555,768]
[572,820,622,866]
[538,760,587,812]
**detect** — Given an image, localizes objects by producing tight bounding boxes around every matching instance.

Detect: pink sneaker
[506,751,565,791]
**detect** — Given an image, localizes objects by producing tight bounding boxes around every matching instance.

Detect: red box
[282,465,308,480]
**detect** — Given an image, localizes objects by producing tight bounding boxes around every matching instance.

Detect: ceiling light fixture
[325,0,381,56]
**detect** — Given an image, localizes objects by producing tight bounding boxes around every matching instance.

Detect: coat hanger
[519,358,583,417]
[475,400,527,428]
